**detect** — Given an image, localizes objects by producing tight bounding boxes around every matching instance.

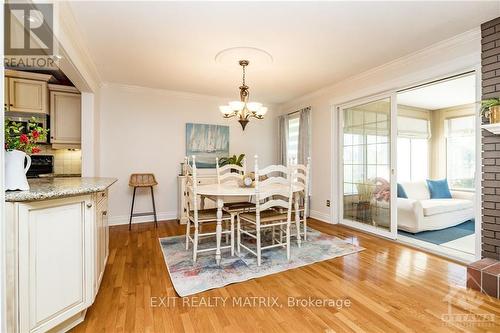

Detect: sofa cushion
[400,181,430,200]
[420,199,473,216]
[426,179,452,199]
[397,183,408,198]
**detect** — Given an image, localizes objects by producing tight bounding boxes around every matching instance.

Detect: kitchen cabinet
[94,191,109,293]
[5,181,113,333]
[15,195,94,333]
[49,84,81,148]
[4,70,51,114]
[4,76,9,110]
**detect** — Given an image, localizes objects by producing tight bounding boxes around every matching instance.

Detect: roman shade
[397,116,430,139]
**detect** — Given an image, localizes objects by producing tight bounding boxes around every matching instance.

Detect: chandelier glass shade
[219,60,267,130]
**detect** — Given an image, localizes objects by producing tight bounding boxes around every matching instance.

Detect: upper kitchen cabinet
[5,70,52,114]
[49,84,82,149]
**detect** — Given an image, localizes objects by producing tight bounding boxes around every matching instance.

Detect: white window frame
[445,115,476,192]
[396,136,430,182]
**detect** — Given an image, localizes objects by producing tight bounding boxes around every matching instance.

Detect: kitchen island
[5,177,117,333]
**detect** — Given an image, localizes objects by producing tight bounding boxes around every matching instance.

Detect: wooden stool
[129,173,158,230]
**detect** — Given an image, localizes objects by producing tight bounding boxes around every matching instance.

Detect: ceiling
[68,1,500,104]
[398,74,476,110]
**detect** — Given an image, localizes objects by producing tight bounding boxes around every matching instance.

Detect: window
[446,116,475,190]
[396,116,430,182]
[397,138,429,182]
[287,117,300,161]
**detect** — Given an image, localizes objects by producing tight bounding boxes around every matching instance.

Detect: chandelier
[219,60,267,130]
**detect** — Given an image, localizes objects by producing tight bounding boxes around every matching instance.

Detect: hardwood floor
[72,219,500,333]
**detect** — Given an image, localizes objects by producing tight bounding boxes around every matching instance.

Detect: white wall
[99,84,278,225]
[279,29,481,223]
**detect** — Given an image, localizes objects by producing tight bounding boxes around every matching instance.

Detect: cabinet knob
[86,203,93,208]
[103,210,107,216]
[9,104,13,106]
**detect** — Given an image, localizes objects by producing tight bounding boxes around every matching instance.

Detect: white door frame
[337,91,398,240]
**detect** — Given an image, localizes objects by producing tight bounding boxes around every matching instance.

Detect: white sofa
[397,181,475,233]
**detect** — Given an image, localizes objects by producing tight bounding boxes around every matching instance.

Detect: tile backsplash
[37,145,82,175]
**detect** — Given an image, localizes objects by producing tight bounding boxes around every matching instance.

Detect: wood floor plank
[71,219,500,333]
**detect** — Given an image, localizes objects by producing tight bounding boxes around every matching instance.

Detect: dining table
[196,182,304,265]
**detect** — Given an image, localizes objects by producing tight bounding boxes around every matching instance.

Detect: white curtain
[278,114,289,165]
[297,107,311,165]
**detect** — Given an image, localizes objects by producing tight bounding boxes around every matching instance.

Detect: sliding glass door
[339,94,397,239]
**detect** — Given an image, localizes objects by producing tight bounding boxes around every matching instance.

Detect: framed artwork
[185,123,229,168]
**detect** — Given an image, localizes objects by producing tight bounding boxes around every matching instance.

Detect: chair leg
[150,186,158,228]
[257,226,261,266]
[303,214,307,241]
[237,215,241,255]
[230,214,235,256]
[129,187,137,231]
[185,219,191,250]
[296,216,301,246]
[225,220,229,244]
[286,222,291,261]
[193,227,199,263]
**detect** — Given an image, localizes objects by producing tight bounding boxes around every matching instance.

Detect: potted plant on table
[218,153,245,167]
[4,118,48,191]
[481,98,500,124]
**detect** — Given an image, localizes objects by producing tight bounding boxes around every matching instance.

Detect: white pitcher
[5,150,31,191]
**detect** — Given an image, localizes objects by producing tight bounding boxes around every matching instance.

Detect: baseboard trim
[108,211,178,226]
[310,210,331,223]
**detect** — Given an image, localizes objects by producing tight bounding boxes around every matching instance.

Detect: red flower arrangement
[4,118,48,155]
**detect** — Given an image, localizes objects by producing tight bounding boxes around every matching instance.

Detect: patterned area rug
[159,228,364,296]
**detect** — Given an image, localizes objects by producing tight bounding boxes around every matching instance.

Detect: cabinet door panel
[4,77,9,109]
[9,78,48,114]
[50,92,81,144]
[18,198,92,333]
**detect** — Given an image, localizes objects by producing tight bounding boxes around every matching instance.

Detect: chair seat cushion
[240,210,289,223]
[189,209,231,221]
[420,199,473,216]
[223,201,255,212]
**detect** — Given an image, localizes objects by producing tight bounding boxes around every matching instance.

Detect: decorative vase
[5,150,31,191]
[489,105,500,124]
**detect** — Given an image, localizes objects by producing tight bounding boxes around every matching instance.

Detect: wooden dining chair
[290,157,311,242]
[237,155,293,266]
[216,157,255,244]
[184,156,233,262]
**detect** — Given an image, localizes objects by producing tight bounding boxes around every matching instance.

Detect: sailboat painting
[185,123,229,168]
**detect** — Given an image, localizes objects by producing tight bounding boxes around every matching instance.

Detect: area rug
[159,228,364,296]
[398,219,474,245]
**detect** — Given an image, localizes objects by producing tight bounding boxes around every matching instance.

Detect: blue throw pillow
[397,183,408,198]
[426,179,452,199]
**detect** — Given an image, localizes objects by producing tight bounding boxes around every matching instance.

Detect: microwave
[5,112,49,144]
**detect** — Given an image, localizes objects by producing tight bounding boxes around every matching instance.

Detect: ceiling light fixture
[219,60,267,130]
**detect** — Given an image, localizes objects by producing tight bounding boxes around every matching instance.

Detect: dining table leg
[294,194,302,247]
[215,197,223,265]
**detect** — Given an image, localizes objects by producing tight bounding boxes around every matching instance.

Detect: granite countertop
[5,177,118,202]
